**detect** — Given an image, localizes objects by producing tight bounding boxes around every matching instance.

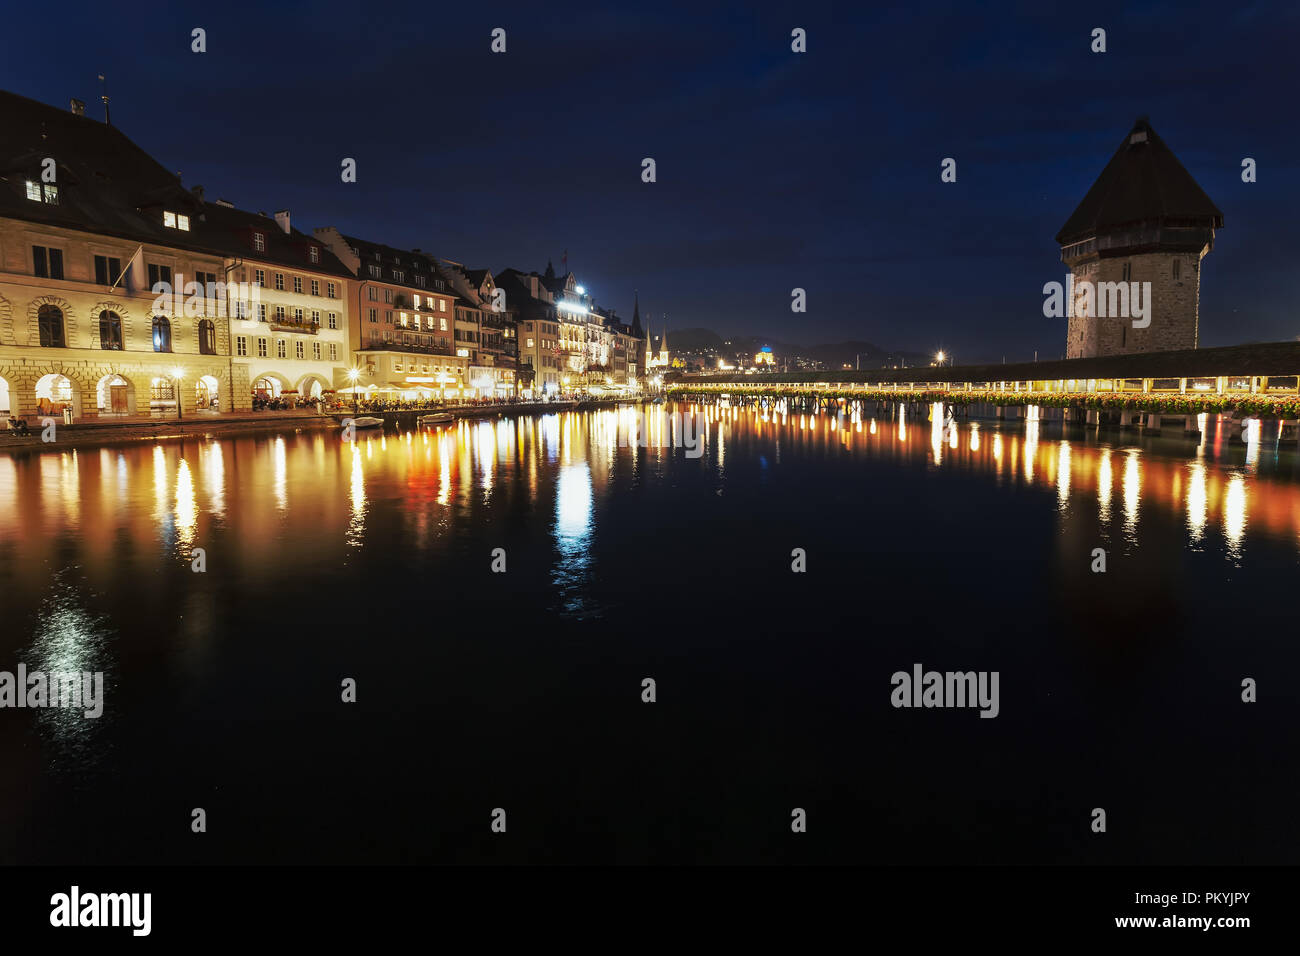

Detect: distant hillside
[665,328,930,368]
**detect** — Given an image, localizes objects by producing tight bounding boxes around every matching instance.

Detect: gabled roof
[200,202,352,278]
[1057,118,1223,245]
[340,234,455,295]
[0,88,209,252]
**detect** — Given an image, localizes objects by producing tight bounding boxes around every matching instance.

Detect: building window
[368,308,377,323]
[292,276,302,294]
[309,246,320,264]
[295,341,305,360]
[254,269,266,287]
[439,299,447,313]
[199,319,217,355]
[235,300,247,319]
[275,273,285,291]
[368,264,381,278]
[178,214,190,231]
[527,338,535,348]
[1172,259,1181,280]
[310,279,320,296]
[195,271,218,295]
[33,245,64,280]
[385,311,393,324]
[99,310,123,350]
[327,312,338,330]
[327,282,337,299]
[384,289,394,304]
[367,287,378,301]
[26,181,59,204]
[394,270,405,282]
[294,308,304,322]
[413,295,421,310]
[253,232,266,252]
[440,317,448,331]
[152,316,172,352]
[257,338,268,357]
[236,336,248,356]
[147,263,172,290]
[312,342,321,361]
[93,255,123,286]
[415,275,426,288]
[311,310,320,326]
[329,344,338,361]
[258,303,268,322]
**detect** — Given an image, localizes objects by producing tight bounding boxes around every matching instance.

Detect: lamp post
[171,367,184,420]
[347,367,361,416]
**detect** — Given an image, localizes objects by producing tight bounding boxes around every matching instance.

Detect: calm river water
[0,401,1296,864]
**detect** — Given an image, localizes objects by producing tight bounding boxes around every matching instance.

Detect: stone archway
[34,372,79,418]
[95,373,134,416]
[296,373,330,402]
[196,374,220,412]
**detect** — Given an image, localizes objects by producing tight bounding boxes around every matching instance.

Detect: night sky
[2,1,1297,361]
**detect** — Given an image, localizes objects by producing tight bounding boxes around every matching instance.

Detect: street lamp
[936,350,946,366]
[347,367,361,416]
[171,366,185,420]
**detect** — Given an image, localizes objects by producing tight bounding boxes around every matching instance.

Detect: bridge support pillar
[1183,415,1203,438]
[1279,420,1300,444]
[1086,409,1100,426]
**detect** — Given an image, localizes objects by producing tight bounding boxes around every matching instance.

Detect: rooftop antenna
[97,74,111,125]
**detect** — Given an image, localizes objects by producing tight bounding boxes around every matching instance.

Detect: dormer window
[394,270,405,282]
[253,232,266,252]
[26,181,59,204]
[309,246,320,264]
[162,211,190,230]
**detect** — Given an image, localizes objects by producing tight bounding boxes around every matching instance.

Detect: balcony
[268,318,319,335]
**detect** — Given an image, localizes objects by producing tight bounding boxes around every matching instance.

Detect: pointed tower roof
[1056,118,1223,246]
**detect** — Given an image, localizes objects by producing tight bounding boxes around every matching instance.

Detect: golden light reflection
[175,457,197,549]
[1187,459,1208,541]
[1056,441,1071,511]
[1097,447,1113,523]
[1224,473,1247,555]
[1123,449,1141,535]
[347,444,366,548]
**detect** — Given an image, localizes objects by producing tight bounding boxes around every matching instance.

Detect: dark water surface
[0,402,1296,864]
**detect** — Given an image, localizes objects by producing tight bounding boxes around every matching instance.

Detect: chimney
[69,98,85,116]
[192,184,205,202]
[274,209,291,234]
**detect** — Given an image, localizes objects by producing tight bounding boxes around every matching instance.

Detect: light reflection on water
[3,401,1299,667]
[22,572,113,771]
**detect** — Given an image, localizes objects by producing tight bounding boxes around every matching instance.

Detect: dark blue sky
[3,1,1296,360]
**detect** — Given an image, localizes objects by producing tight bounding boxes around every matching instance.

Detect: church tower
[1058,118,1223,358]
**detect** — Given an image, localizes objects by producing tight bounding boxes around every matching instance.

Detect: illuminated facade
[0,90,238,417]
[314,228,466,400]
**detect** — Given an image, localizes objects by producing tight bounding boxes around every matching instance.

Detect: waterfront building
[204,204,351,407]
[440,260,516,398]
[1059,118,1223,359]
[496,268,561,397]
[314,229,465,401]
[0,90,236,418]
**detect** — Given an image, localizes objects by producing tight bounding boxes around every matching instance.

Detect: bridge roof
[684,341,1300,387]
